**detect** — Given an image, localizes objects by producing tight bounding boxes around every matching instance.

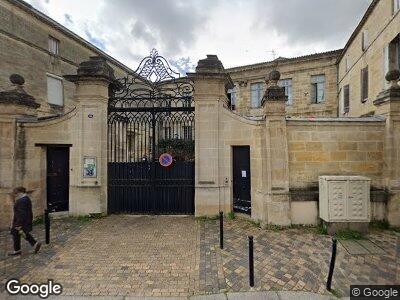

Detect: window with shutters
[343,85,350,113]
[310,75,325,103]
[362,30,369,51]
[250,82,264,108]
[227,86,237,110]
[393,0,400,14]
[46,74,64,106]
[389,35,400,71]
[361,67,369,102]
[48,36,59,55]
[383,45,390,88]
[278,79,293,106]
[345,57,350,72]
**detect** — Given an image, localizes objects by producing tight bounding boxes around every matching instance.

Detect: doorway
[47,146,69,212]
[232,146,251,214]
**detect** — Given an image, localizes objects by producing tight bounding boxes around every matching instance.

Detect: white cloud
[25,0,372,72]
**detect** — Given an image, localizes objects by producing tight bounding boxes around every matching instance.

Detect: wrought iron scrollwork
[109,49,194,111]
[136,48,180,82]
[108,49,195,163]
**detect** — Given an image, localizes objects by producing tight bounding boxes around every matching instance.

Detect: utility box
[319,176,371,233]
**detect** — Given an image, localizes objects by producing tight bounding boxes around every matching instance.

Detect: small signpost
[159,153,173,167]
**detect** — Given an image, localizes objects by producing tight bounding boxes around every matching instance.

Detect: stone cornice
[0,90,40,108]
[64,56,116,83]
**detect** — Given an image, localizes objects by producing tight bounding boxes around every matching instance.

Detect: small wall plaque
[83,156,97,178]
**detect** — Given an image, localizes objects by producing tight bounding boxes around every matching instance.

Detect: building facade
[226,50,340,118]
[1,0,400,230]
[0,0,133,117]
[338,0,400,117]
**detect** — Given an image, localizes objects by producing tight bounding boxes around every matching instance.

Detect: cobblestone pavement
[0,217,88,291]
[1,215,398,298]
[205,219,399,297]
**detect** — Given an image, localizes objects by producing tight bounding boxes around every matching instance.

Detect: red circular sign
[159,153,173,167]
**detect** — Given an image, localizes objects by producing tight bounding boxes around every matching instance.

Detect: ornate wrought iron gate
[108,49,195,214]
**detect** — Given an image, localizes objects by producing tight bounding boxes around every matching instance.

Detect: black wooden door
[47,147,69,212]
[233,146,251,214]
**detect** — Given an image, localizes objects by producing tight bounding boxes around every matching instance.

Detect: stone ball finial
[10,74,25,86]
[268,70,281,82]
[385,69,400,82]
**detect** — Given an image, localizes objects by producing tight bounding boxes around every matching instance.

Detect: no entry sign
[159,153,173,167]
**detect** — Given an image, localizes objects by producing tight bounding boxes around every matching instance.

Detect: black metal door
[108,49,195,214]
[47,147,69,212]
[233,146,251,214]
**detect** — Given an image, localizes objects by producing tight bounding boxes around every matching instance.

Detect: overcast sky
[26,0,372,73]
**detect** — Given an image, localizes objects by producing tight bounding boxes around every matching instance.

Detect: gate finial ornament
[135,48,180,82]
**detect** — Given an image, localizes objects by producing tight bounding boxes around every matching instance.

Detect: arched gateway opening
[107,50,195,214]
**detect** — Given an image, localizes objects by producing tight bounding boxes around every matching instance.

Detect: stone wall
[227,51,339,117]
[0,57,113,230]
[287,118,385,189]
[286,117,387,224]
[192,55,396,227]
[338,0,400,117]
[19,111,75,221]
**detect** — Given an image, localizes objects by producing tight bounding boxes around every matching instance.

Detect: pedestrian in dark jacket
[8,186,41,256]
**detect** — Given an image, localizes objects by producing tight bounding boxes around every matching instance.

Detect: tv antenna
[266,49,277,60]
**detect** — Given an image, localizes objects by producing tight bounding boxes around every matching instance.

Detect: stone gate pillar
[0,74,40,229]
[64,56,115,215]
[262,70,291,225]
[188,55,233,216]
[374,70,400,226]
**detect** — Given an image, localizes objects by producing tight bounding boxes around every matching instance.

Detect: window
[227,87,237,110]
[48,36,59,55]
[250,82,264,108]
[362,30,369,51]
[46,74,64,106]
[278,79,293,106]
[383,45,390,88]
[343,85,350,113]
[361,66,369,102]
[345,57,350,72]
[310,75,325,103]
[164,127,172,139]
[393,0,400,14]
[389,35,400,71]
[183,126,192,140]
[182,93,191,114]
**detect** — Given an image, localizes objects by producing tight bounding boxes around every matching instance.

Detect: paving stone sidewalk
[1,215,398,298]
[204,219,399,297]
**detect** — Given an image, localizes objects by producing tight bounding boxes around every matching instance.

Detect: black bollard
[219,211,224,249]
[326,236,337,291]
[248,235,254,287]
[44,209,50,244]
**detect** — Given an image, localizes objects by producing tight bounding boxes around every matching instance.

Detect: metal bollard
[44,209,50,244]
[248,235,254,287]
[219,211,224,249]
[326,236,337,291]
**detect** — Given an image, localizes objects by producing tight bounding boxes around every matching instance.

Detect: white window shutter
[47,75,64,106]
[383,45,389,89]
